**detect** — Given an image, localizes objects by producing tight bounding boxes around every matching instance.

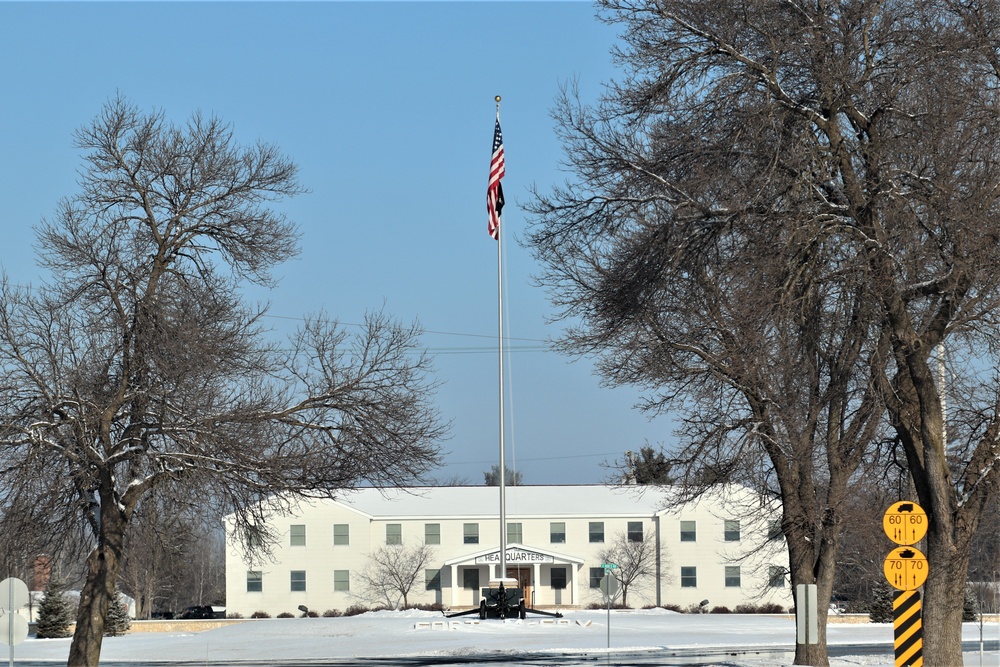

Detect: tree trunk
[788,537,833,667]
[782,483,844,667]
[67,491,127,667]
[890,343,969,666]
[916,468,971,667]
[922,532,968,667]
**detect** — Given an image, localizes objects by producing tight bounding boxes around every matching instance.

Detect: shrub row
[585,602,631,610]
[585,603,786,614]
[247,602,447,620]
[248,601,791,617]
[708,603,785,614]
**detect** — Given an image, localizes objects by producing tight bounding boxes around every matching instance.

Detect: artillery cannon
[446,578,563,620]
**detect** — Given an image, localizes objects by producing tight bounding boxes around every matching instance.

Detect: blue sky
[0,1,675,484]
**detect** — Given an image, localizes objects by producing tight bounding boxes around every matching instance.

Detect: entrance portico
[443,544,584,608]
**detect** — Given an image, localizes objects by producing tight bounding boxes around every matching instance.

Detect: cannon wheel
[479,599,487,620]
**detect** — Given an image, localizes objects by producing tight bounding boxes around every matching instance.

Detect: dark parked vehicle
[179,605,224,619]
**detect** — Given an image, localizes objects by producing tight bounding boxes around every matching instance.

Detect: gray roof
[324,484,674,520]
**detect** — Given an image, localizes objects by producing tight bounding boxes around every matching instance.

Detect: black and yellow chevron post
[883,501,927,667]
[893,589,923,667]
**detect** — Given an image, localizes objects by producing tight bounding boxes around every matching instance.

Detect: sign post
[882,502,927,667]
[892,589,924,667]
[599,571,620,649]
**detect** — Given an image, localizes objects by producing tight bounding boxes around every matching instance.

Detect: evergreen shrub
[35,577,73,639]
[104,592,131,636]
[868,582,895,623]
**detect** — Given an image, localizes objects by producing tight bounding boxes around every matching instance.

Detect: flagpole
[495,95,508,580]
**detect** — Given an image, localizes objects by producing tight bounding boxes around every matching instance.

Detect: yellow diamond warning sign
[882,501,927,546]
[883,545,928,591]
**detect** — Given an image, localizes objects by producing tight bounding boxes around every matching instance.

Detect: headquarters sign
[476,548,553,565]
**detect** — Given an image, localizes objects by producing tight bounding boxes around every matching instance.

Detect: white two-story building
[224,484,792,617]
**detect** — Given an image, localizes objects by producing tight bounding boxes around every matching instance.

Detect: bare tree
[595,531,658,608]
[117,499,226,618]
[117,500,191,619]
[524,1,955,663]
[968,498,1000,614]
[356,543,436,609]
[832,474,905,612]
[0,97,445,666]
[530,2,1000,663]
[0,494,88,591]
[430,473,472,486]
[179,525,226,611]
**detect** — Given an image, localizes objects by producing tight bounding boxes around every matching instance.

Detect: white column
[449,564,458,608]
[571,564,579,606]
[532,563,541,607]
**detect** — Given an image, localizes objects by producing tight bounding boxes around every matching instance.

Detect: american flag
[487,117,505,240]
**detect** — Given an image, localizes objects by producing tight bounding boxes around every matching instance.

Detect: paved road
[16,639,996,666]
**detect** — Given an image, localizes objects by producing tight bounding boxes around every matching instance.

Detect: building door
[507,566,532,607]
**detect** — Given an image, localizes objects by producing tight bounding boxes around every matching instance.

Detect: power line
[447,451,620,466]
[261,312,549,344]
[0,287,557,355]
[259,313,556,355]
[424,345,549,355]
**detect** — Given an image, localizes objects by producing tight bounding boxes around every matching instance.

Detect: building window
[589,567,605,588]
[507,522,523,544]
[425,569,441,591]
[550,567,567,589]
[550,522,566,543]
[463,568,480,590]
[463,523,479,544]
[290,570,306,592]
[589,522,605,543]
[681,566,697,588]
[333,524,349,546]
[425,523,441,545]
[247,530,264,549]
[386,523,402,545]
[627,521,644,542]
[725,565,741,587]
[290,524,306,546]
[333,570,349,592]
[680,520,696,542]
[768,520,784,541]
[768,566,787,588]
[724,520,741,542]
[246,571,262,593]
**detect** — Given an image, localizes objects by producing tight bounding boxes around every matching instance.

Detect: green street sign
[601,563,619,570]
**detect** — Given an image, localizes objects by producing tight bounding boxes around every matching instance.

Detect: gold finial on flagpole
[495,95,501,103]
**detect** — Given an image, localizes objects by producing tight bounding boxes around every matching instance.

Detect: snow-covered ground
[9,608,1000,666]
